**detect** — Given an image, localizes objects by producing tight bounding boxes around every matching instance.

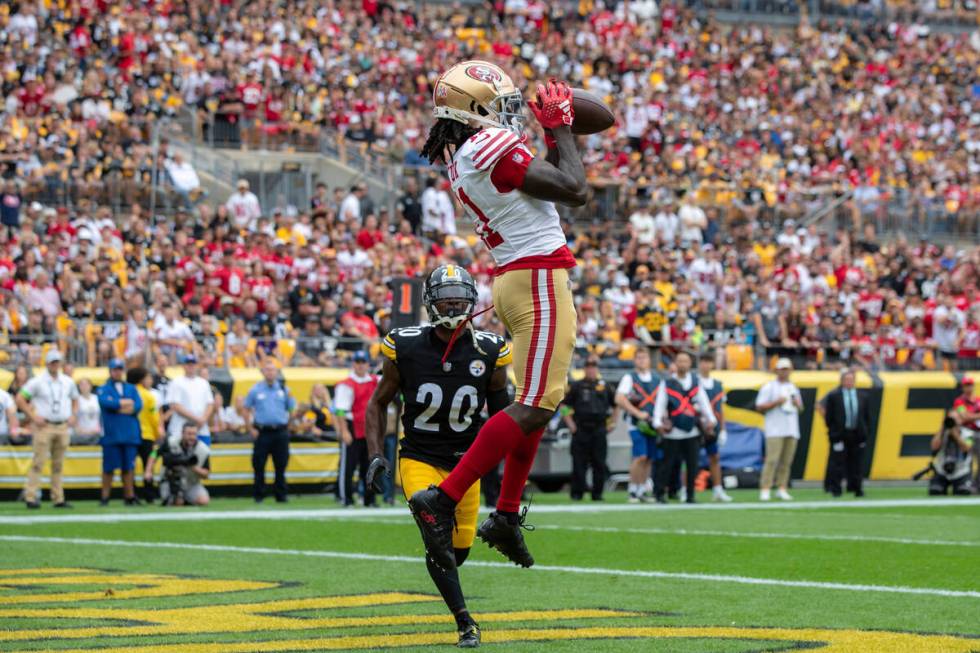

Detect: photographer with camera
[951,377,980,490]
[144,422,211,506]
[925,417,975,496]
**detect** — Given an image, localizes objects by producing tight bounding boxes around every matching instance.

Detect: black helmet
[424,264,477,329]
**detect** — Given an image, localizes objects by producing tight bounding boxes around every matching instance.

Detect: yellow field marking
[0,568,92,577]
[3,569,973,653]
[0,573,276,604]
[30,626,979,653]
[0,603,631,642]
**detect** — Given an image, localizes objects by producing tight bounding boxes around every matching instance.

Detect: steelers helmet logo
[469,360,487,377]
[465,65,502,84]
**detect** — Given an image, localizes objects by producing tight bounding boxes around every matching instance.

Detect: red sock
[440,411,525,503]
[496,427,544,513]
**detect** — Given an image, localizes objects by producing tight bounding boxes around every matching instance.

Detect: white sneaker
[713,488,733,503]
[628,492,640,504]
[776,489,793,501]
[759,489,771,501]
[678,487,688,503]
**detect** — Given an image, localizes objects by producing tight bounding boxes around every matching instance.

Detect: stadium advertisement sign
[714,370,959,481]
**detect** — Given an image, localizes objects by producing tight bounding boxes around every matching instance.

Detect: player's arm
[486,365,509,417]
[365,358,401,459]
[521,127,589,207]
[523,81,590,207]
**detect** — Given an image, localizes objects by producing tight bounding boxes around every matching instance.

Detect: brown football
[571,88,615,135]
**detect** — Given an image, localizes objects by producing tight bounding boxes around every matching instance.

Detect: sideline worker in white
[754,358,803,501]
[17,350,80,509]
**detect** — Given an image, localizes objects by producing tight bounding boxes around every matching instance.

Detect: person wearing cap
[17,350,80,509]
[561,356,617,501]
[755,358,803,501]
[333,350,379,506]
[165,354,216,446]
[244,358,297,503]
[96,359,143,506]
[226,179,262,231]
[817,368,871,498]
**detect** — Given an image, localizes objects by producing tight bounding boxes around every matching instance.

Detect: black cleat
[407,485,457,572]
[477,508,535,568]
[457,622,481,648]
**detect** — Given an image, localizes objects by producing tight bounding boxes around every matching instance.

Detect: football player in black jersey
[364,264,511,649]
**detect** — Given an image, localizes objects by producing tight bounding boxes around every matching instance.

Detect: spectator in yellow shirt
[128,367,164,501]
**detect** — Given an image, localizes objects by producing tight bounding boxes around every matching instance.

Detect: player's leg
[479,269,576,566]
[452,478,482,647]
[401,459,480,647]
[412,268,573,568]
[435,269,542,505]
[495,267,576,508]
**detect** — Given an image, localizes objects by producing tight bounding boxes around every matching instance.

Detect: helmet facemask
[489,89,526,136]
[425,278,477,330]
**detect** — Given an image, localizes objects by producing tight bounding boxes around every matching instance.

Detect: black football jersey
[381,325,511,470]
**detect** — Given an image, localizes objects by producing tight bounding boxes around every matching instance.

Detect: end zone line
[0,496,977,526]
[0,534,978,600]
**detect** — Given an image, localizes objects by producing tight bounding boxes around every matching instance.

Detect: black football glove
[365,454,392,495]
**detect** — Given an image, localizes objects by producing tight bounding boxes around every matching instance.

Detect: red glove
[527,79,574,130]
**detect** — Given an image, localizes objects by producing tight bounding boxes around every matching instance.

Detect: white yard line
[1,534,978,600]
[0,496,977,526]
[345,518,980,548]
[529,524,980,547]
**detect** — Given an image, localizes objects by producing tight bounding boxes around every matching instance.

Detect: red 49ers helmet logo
[465,64,502,84]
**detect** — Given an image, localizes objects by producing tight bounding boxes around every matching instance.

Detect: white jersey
[448,128,566,268]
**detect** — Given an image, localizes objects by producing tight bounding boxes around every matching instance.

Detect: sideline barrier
[0,368,964,491]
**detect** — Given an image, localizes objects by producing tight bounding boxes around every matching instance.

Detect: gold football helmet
[432,60,525,135]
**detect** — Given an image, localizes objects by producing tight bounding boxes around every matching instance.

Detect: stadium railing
[11,325,967,374]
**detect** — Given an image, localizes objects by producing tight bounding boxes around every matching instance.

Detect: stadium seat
[726,344,754,371]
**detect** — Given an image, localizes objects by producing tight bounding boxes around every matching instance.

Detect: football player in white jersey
[408,61,590,574]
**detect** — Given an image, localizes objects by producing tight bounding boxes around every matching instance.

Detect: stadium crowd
[0,0,977,380]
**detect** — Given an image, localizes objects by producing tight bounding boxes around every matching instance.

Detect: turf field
[0,487,978,652]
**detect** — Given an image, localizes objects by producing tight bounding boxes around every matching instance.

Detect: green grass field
[0,487,978,652]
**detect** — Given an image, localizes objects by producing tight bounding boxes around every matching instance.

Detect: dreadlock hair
[419,119,479,165]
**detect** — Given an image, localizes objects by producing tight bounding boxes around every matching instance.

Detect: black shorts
[137,440,155,467]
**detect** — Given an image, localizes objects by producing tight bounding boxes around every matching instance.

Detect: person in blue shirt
[245,359,297,503]
[97,359,143,506]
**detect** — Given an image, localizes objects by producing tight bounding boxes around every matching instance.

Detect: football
[570,88,615,135]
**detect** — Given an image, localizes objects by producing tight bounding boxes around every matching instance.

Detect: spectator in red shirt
[356,214,384,250]
[342,297,379,341]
